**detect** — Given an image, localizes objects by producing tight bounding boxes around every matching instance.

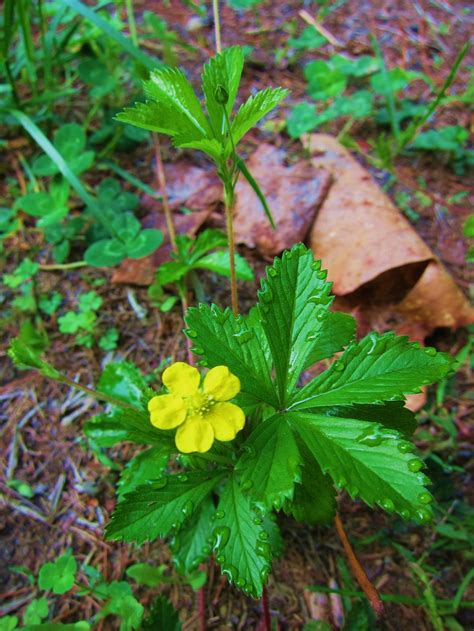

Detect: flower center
[186,392,214,417]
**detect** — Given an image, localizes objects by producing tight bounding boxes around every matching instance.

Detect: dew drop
[256,541,271,557]
[418,492,432,505]
[400,509,411,520]
[258,531,269,541]
[316,270,327,280]
[415,508,431,523]
[187,329,198,338]
[407,458,424,472]
[241,479,253,491]
[233,330,254,344]
[380,498,395,512]
[306,332,318,342]
[348,485,359,498]
[212,526,231,549]
[333,360,344,371]
[177,474,188,482]
[236,577,246,588]
[367,333,385,355]
[222,564,238,582]
[192,347,205,355]
[253,516,263,525]
[260,566,270,582]
[216,554,225,564]
[215,509,225,519]
[424,347,437,357]
[268,267,278,278]
[316,311,325,321]
[311,260,321,271]
[181,500,194,518]
[397,441,414,454]
[337,476,347,489]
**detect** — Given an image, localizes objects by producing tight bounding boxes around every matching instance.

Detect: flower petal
[175,416,214,453]
[148,394,187,429]
[163,362,200,397]
[205,402,245,441]
[203,366,240,401]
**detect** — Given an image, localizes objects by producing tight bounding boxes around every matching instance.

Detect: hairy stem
[261,585,272,630]
[224,186,238,316]
[334,513,384,618]
[153,133,177,251]
[212,0,222,53]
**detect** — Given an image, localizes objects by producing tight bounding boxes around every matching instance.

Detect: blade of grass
[399,41,470,150]
[61,0,159,72]
[234,155,276,229]
[6,109,107,228]
[99,160,158,197]
[307,585,474,609]
[371,34,400,143]
[452,568,474,614]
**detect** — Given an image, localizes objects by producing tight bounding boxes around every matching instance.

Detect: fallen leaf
[307,134,432,300]
[306,134,473,334]
[233,143,331,258]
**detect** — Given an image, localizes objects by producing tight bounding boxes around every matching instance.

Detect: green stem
[124,0,138,47]
[224,183,238,317]
[57,373,140,412]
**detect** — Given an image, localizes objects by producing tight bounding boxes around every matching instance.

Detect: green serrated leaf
[8,338,61,380]
[118,447,169,499]
[193,251,254,281]
[171,497,215,575]
[303,311,356,367]
[237,414,301,509]
[289,411,434,523]
[106,471,226,543]
[84,408,171,447]
[184,304,277,407]
[213,475,272,597]
[97,581,143,631]
[258,244,333,404]
[284,442,336,525]
[230,87,288,146]
[98,361,147,409]
[174,137,223,162]
[317,401,417,438]
[202,46,244,141]
[144,67,211,139]
[290,332,453,410]
[141,596,182,631]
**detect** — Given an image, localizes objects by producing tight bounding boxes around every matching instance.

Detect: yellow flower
[148,362,245,453]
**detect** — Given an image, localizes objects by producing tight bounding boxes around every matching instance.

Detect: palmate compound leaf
[184,304,278,407]
[257,243,334,405]
[117,447,170,499]
[288,411,434,523]
[236,414,301,510]
[106,470,226,544]
[289,331,454,410]
[201,46,244,142]
[303,311,356,367]
[213,474,274,597]
[230,87,289,148]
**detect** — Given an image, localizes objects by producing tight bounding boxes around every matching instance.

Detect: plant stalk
[153,133,177,251]
[334,513,384,618]
[57,374,139,412]
[224,186,238,316]
[125,0,138,46]
[212,0,222,53]
[261,585,272,630]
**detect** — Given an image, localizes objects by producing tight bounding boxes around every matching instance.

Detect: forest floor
[1,1,473,629]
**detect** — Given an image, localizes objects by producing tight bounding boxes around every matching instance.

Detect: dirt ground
[1,1,473,629]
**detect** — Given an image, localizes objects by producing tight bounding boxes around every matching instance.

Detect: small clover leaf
[23,597,49,625]
[38,553,77,594]
[3,258,39,289]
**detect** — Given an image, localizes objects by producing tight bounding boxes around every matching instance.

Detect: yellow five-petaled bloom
[148,362,245,454]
